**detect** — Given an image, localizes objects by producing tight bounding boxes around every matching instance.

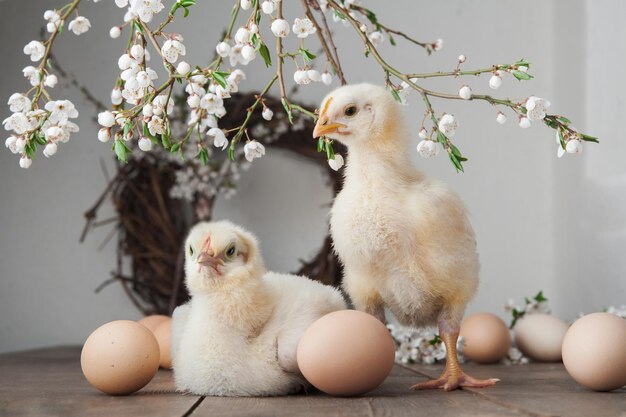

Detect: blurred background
[1,0,624,353]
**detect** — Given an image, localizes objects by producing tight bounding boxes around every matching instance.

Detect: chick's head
[184,220,265,294]
[313,83,404,148]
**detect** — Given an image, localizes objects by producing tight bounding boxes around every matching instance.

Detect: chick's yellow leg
[411,324,500,391]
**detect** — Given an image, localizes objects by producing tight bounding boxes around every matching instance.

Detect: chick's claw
[411,370,500,391]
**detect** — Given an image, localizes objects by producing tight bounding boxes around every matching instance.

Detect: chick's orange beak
[312,96,346,138]
[197,251,224,272]
[313,119,346,138]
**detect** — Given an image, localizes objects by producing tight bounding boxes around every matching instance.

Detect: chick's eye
[189,246,194,256]
[344,105,358,117]
[225,245,236,259]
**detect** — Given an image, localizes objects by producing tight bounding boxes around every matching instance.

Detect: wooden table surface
[0,347,624,417]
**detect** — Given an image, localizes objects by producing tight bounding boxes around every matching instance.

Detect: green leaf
[557,128,566,150]
[198,148,208,165]
[515,59,530,67]
[254,9,261,25]
[448,152,464,173]
[114,139,129,163]
[35,134,47,146]
[333,9,346,20]
[212,71,227,88]
[512,70,533,81]
[558,116,571,125]
[534,291,548,303]
[317,138,325,153]
[228,143,235,161]
[259,43,272,67]
[326,141,335,160]
[170,143,181,153]
[281,98,293,124]
[161,132,171,150]
[436,131,447,144]
[389,88,402,103]
[428,334,442,346]
[298,47,316,63]
[389,34,396,46]
[580,133,599,143]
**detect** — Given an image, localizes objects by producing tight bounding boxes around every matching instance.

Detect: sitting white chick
[172,220,347,396]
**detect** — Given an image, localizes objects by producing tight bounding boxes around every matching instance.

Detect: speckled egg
[81,320,160,395]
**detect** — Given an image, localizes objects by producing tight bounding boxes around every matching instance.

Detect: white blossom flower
[43,142,58,157]
[244,140,265,162]
[458,54,466,63]
[489,72,502,89]
[23,41,45,62]
[130,44,144,60]
[566,139,582,154]
[216,42,230,57]
[118,53,134,70]
[496,112,507,124]
[153,94,174,115]
[3,112,32,134]
[136,70,153,88]
[98,128,111,142]
[328,153,344,171]
[8,93,31,113]
[418,127,428,139]
[68,16,91,35]
[176,61,191,76]
[187,94,200,108]
[45,100,78,124]
[517,65,528,73]
[294,69,311,85]
[433,38,443,51]
[249,23,259,34]
[234,27,250,45]
[271,19,290,37]
[368,31,384,46]
[19,156,32,169]
[458,85,472,100]
[518,116,531,129]
[110,26,122,38]
[240,0,252,10]
[261,0,274,14]
[437,114,458,137]
[207,127,228,150]
[44,10,62,33]
[138,137,152,151]
[241,44,256,61]
[98,111,116,128]
[5,136,18,153]
[129,0,164,23]
[147,116,165,136]
[15,137,27,152]
[416,140,439,158]
[321,71,332,86]
[307,69,321,82]
[162,37,186,63]
[23,66,41,86]
[293,18,316,38]
[262,107,273,121]
[525,96,551,121]
[44,126,66,142]
[111,88,123,105]
[115,0,129,7]
[44,74,58,88]
[228,44,250,66]
[200,93,223,114]
[228,69,246,84]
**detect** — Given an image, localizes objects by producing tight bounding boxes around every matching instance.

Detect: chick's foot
[410,369,499,391]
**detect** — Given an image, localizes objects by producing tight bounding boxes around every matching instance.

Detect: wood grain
[1,347,624,417]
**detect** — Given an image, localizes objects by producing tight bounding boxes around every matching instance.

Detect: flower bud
[328,154,344,171]
[262,107,273,121]
[43,142,58,157]
[109,26,121,39]
[215,42,230,57]
[138,137,152,151]
[518,117,531,129]
[458,85,471,100]
[98,128,111,143]
[177,61,191,76]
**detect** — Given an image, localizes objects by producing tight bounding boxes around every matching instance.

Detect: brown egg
[297,310,395,396]
[562,312,626,391]
[137,315,170,333]
[81,320,160,395]
[153,319,173,369]
[460,312,510,363]
[514,314,568,362]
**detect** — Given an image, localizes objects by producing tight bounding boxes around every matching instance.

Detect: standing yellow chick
[313,83,498,391]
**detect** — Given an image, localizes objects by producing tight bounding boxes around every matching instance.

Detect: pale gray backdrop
[1,0,624,353]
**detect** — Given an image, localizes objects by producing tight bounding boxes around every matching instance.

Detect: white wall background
[1,0,623,353]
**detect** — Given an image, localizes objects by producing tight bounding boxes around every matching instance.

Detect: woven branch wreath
[82,92,344,315]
